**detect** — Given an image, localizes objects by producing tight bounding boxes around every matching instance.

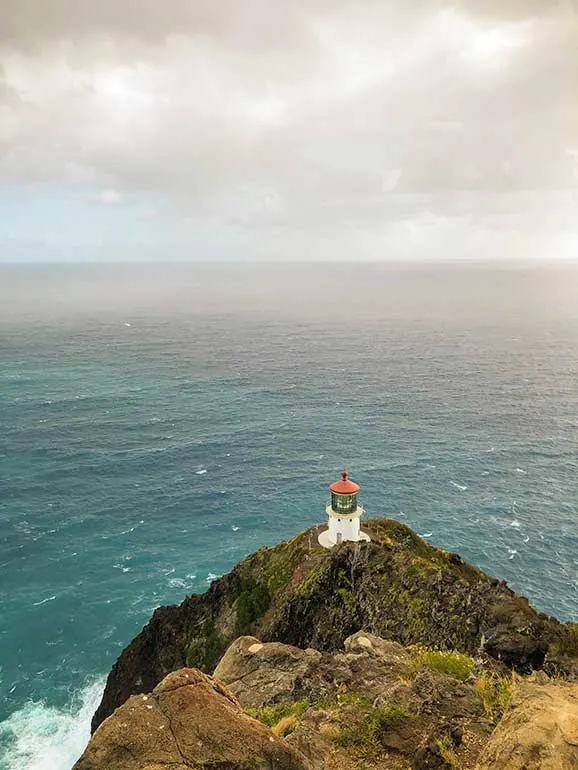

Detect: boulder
[343,630,410,662]
[410,669,484,718]
[73,668,310,770]
[474,680,578,770]
[213,635,322,707]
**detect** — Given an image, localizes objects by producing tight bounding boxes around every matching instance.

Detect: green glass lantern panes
[331,492,357,514]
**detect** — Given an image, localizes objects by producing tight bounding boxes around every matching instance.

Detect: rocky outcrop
[474,680,578,770]
[92,518,578,731]
[76,633,578,770]
[214,631,413,708]
[73,667,310,770]
[214,633,491,769]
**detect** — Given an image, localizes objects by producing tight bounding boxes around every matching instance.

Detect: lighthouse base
[318,528,371,549]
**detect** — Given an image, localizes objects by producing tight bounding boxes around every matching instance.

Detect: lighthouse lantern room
[318,471,371,548]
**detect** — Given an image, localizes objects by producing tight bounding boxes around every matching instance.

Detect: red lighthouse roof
[330,471,360,494]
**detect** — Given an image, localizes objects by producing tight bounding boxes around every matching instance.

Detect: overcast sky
[0,1,577,262]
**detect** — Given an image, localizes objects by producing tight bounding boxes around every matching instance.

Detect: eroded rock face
[73,668,310,770]
[474,680,578,770]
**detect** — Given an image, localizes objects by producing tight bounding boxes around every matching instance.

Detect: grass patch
[272,715,297,737]
[315,691,374,710]
[475,672,513,723]
[409,645,475,681]
[247,698,311,728]
[336,705,415,748]
[437,736,459,768]
[247,691,374,730]
[258,532,327,596]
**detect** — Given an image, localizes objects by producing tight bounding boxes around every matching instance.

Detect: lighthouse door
[336,532,343,544]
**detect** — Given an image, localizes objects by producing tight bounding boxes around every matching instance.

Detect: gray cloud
[0,0,577,259]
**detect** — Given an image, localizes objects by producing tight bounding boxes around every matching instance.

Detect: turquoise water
[1,262,578,768]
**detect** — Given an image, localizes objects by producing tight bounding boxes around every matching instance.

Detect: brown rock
[214,632,412,711]
[213,635,322,707]
[344,631,410,663]
[412,741,453,770]
[410,669,484,719]
[73,667,310,770]
[474,680,578,770]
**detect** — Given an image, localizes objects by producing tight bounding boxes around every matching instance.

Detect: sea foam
[0,679,104,770]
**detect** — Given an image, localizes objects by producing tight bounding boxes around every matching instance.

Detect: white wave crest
[0,679,104,770]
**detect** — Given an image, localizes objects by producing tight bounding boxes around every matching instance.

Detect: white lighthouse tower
[318,471,371,549]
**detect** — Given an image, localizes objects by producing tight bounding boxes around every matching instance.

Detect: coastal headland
[91,517,578,735]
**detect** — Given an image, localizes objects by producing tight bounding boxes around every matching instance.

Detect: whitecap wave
[205,572,220,583]
[0,679,104,770]
[32,595,56,607]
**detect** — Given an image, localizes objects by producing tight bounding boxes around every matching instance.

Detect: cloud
[0,0,577,260]
[98,189,123,205]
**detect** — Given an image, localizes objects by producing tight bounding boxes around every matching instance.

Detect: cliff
[92,518,578,732]
[77,632,578,770]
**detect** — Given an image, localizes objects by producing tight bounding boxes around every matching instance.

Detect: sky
[0,1,577,262]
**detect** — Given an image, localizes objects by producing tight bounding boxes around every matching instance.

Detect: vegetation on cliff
[92,517,578,732]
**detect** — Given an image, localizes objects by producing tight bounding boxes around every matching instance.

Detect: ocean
[1,261,577,769]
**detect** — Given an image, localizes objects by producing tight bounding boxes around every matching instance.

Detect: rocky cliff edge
[92,518,578,733]
[77,631,578,770]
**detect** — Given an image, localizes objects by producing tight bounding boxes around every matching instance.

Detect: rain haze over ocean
[1,2,578,769]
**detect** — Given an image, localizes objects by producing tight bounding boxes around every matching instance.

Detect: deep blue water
[1,262,577,769]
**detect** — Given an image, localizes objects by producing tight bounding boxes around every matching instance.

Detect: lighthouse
[318,471,371,548]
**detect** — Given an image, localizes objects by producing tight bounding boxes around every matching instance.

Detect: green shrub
[235,578,270,635]
[336,587,357,611]
[247,698,310,727]
[186,626,227,671]
[336,704,414,747]
[475,672,513,723]
[409,645,475,681]
[550,623,578,658]
[437,736,458,767]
